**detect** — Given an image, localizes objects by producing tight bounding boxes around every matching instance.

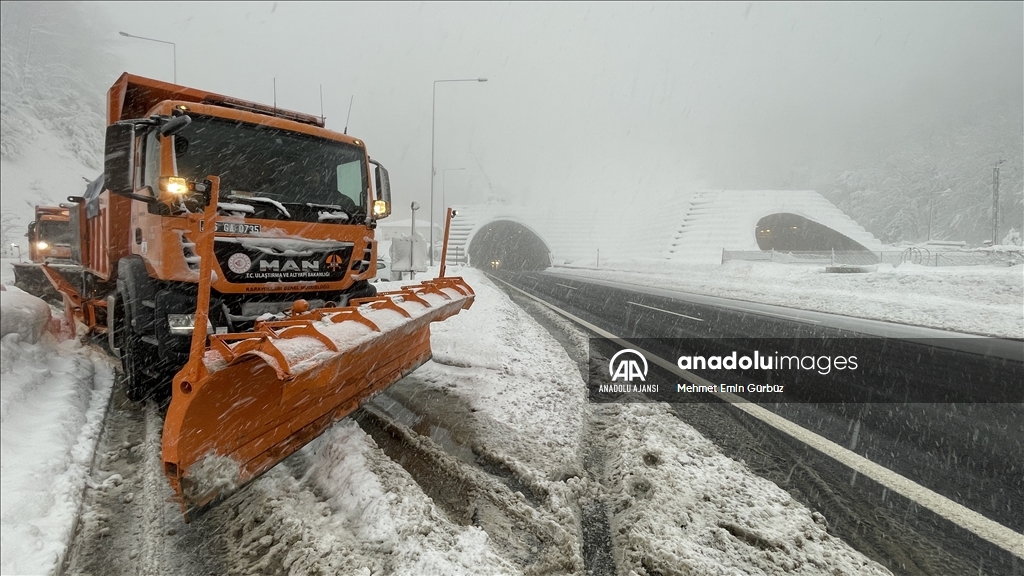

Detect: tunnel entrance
[755,213,872,253]
[467,220,551,271]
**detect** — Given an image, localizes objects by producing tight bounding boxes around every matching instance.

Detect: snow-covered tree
[1002,227,1022,247]
[0,210,22,253]
[822,107,1023,245]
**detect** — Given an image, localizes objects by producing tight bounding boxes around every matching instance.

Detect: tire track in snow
[62,387,227,576]
[137,402,168,575]
[354,405,585,575]
[501,289,618,576]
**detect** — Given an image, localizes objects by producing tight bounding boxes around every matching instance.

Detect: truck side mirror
[104,123,135,195]
[372,162,392,219]
[160,114,191,137]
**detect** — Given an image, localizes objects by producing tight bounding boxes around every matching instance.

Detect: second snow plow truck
[12,205,79,301]
[43,73,474,516]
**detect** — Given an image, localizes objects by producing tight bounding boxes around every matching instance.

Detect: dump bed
[107,73,325,127]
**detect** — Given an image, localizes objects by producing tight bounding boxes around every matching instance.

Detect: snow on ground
[193,267,578,576]
[309,423,515,574]
[414,267,586,481]
[0,260,895,574]
[556,258,1024,338]
[601,402,890,575]
[216,266,891,574]
[219,421,518,576]
[0,281,114,575]
[374,267,891,574]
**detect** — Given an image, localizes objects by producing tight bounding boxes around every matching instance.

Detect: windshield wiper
[217,201,256,214]
[291,202,348,211]
[278,202,355,223]
[225,194,291,219]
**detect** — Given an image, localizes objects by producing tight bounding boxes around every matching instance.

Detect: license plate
[216,222,261,234]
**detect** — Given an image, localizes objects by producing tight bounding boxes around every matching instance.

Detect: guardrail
[721,248,1023,267]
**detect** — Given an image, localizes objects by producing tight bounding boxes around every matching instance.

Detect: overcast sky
[97,2,1022,222]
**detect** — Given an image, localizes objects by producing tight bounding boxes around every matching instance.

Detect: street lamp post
[430,77,486,265]
[410,201,420,280]
[992,159,1005,245]
[442,168,465,216]
[119,31,177,84]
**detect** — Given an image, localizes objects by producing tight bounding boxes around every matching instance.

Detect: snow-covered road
[2,261,905,575]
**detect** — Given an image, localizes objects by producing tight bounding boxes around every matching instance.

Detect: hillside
[0,1,112,251]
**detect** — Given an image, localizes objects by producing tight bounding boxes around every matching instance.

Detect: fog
[52,2,1024,230]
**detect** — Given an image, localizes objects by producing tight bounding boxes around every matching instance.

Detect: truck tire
[119,293,157,402]
[117,258,178,402]
[118,256,155,334]
[343,279,377,304]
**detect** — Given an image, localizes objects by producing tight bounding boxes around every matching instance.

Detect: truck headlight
[372,200,390,218]
[158,177,210,213]
[161,176,190,195]
[36,241,49,250]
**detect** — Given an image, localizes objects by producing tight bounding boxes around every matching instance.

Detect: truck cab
[75,73,394,399]
[27,206,73,262]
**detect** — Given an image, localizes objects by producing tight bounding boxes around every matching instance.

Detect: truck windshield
[172,114,367,216]
[38,220,73,245]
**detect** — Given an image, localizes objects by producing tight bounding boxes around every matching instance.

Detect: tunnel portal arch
[755,213,872,253]
[467,219,552,271]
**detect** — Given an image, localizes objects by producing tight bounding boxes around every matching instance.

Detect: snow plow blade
[13,262,78,304]
[162,277,474,515]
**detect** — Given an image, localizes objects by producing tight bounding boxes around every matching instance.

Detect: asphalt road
[491,269,1024,576]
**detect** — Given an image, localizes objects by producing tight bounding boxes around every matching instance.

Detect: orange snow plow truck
[43,73,474,517]
[12,205,77,301]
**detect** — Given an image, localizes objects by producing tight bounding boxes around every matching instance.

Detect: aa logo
[325,254,345,271]
[609,349,648,382]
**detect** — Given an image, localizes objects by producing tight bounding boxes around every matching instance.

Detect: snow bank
[0,283,114,575]
[0,288,53,343]
[415,266,586,481]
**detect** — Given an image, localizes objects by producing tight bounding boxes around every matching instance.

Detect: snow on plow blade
[161,277,474,515]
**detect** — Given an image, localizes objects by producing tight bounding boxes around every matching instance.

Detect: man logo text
[609,349,648,382]
[260,260,320,272]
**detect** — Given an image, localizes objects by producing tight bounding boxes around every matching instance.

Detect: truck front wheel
[343,279,377,304]
[119,292,158,402]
